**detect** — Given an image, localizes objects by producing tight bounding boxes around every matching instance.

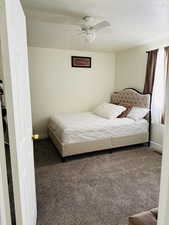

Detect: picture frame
[71,56,91,68]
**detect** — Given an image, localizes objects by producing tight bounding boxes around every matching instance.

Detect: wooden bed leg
[61,157,66,163]
[144,142,150,147]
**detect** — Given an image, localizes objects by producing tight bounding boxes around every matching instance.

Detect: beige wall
[115,48,147,92]
[115,37,169,148]
[28,47,115,138]
[0,61,2,80]
[0,43,3,80]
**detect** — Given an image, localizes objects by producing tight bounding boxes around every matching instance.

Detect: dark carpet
[34,139,161,225]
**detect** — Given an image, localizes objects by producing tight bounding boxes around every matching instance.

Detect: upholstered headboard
[111,88,151,109]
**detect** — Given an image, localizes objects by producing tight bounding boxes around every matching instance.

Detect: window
[151,48,167,124]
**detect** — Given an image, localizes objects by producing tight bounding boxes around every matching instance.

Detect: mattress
[48,112,148,145]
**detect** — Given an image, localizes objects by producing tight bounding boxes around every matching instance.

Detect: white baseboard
[151,141,163,153]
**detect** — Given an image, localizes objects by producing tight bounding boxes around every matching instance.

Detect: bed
[48,88,151,158]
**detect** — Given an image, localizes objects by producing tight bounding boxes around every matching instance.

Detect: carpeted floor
[34,139,161,225]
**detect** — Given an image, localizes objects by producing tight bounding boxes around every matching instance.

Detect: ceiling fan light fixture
[85,30,96,42]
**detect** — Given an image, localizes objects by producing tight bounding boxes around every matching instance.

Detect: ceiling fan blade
[92,21,110,31]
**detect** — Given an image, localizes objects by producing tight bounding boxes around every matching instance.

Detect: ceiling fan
[79,16,111,43]
[25,9,111,43]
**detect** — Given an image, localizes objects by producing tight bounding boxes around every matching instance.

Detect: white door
[0,103,11,225]
[0,0,37,224]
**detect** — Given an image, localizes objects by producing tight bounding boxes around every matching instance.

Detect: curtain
[151,48,166,124]
[143,49,158,94]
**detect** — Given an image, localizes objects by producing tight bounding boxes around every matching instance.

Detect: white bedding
[48,112,148,144]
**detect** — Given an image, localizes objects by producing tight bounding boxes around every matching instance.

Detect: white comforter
[48,112,148,144]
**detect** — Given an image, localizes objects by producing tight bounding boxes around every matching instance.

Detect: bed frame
[48,88,151,160]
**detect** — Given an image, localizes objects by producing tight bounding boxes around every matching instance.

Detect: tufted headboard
[111,88,151,109]
[112,88,151,145]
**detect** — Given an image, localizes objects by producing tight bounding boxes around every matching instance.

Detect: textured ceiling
[22,0,169,52]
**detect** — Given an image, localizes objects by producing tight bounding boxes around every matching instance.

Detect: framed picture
[71,56,91,68]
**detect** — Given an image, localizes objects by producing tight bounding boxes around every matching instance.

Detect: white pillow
[127,107,149,121]
[94,103,126,119]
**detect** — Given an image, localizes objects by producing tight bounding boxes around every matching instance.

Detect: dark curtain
[143,49,158,94]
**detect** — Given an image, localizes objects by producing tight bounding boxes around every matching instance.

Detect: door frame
[0,0,37,224]
[158,69,169,225]
[0,101,11,225]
